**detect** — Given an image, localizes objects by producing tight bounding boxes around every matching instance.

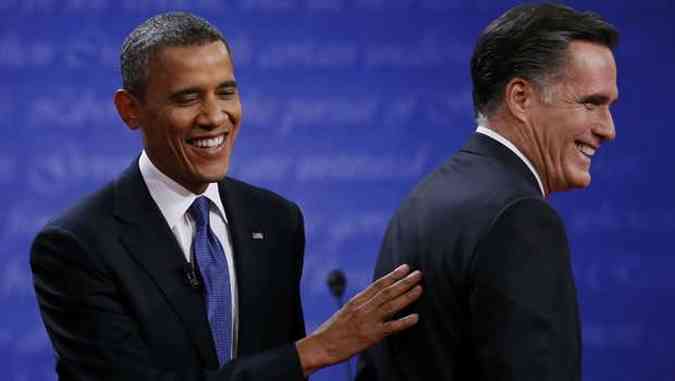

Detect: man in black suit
[357,4,618,380]
[30,12,423,380]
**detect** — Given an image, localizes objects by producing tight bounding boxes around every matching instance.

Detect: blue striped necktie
[188,196,232,366]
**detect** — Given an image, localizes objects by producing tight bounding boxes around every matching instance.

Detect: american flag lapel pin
[252,232,264,240]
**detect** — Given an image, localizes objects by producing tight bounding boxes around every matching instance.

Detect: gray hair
[120,12,230,98]
[470,3,618,118]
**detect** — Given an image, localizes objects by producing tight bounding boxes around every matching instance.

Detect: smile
[187,134,226,149]
[576,142,596,159]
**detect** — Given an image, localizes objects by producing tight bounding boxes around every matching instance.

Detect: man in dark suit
[357,4,619,380]
[30,12,423,380]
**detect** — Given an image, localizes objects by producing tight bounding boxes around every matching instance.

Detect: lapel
[217,178,265,355]
[112,163,218,367]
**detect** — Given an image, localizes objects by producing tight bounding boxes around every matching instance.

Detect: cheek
[567,111,592,136]
[228,101,243,125]
[225,128,240,155]
[162,111,195,141]
[555,115,588,150]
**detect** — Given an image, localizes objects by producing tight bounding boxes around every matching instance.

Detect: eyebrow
[578,94,618,106]
[218,80,238,89]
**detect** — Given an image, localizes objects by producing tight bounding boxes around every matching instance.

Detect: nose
[593,108,616,142]
[196,97,228,129]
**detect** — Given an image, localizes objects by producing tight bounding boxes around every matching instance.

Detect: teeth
[191,135,225,148]
[576,143,596,157]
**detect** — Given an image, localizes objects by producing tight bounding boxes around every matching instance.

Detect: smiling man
[357,3,618,381]
[30,12,423,380]
[115,38,241,194]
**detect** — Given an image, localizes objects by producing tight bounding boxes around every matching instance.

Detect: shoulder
[30,179,118,272]
[41,179,117,237]
[395,152,541,230]
[221,176,300,213]
[220,176,303,224]
[222,176,297,208]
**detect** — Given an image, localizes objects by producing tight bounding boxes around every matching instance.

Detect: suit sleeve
[468,198,580,381]
[31,207,307,381]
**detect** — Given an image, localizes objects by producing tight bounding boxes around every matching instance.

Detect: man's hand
[296,264,422,377]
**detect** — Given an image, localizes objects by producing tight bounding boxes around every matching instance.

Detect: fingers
[348,264,412,306]
[381,313,420,335]
[369,269,422,310]
[304,265,423,367]
[378,284,423,319]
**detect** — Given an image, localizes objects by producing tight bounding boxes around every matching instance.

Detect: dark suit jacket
[31,162,307,380]
[358,133,581,381]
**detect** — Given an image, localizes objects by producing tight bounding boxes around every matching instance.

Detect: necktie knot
[188,196,210,228]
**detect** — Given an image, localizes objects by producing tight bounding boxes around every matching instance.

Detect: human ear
[503,77,537,124]
[113,89,141,130]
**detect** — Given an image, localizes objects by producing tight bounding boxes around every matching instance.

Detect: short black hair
[120,12,230,97]
[470,3,618,118]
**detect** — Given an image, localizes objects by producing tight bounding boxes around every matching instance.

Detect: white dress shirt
[138,150,239,357]
[476,125,546,197]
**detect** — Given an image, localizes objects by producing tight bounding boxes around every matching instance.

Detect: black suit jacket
[31,162,307,380]
[358,133,581,381]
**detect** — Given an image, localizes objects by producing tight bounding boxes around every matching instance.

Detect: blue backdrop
[1,1,674,380]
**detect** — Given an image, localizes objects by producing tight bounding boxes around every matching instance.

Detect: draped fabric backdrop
[1,1,673,380]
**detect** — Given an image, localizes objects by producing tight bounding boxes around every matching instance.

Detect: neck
[482,115,551,197]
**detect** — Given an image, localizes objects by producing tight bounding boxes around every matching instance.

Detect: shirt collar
[138,150,228,229]
[475,125,546,197]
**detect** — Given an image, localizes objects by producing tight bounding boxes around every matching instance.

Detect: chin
[196,160,229,178]
[199,173,227,184]
[568,175,592,190]
[202,168,229,182]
